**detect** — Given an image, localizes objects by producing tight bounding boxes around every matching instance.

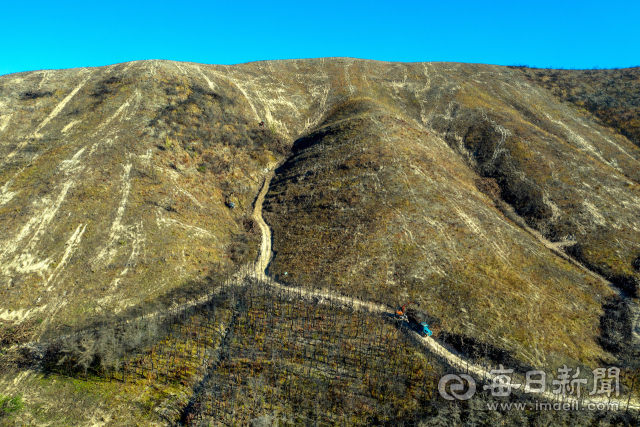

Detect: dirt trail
[8,166,639,412]
[245,167,640,411]
[251,171,274,278]
[498,200,640,359]
[496,201,614,289]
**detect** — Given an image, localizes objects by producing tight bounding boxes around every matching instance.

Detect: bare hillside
[1,59,639,426]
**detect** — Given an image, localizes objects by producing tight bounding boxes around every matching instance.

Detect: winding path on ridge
[248,167,640,412]
[7,167,639,413]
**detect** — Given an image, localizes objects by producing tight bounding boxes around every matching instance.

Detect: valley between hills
[0,59,639,426]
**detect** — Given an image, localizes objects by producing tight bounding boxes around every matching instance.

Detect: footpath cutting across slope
[5,162,639,416]
[245,164,640,412]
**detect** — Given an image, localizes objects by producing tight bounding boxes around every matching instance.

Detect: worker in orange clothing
[395,301,415,320]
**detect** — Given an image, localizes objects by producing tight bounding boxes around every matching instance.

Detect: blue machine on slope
[419,322,433,337]
[395,302,433,337]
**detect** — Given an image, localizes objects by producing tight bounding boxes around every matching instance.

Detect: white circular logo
[438,374,477,401]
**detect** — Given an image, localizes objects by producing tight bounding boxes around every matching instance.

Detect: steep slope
[426,69,640,296]
[1,59,639,387]
[263,96,614,368]
[515,66,640,148]
[0,62,286,338]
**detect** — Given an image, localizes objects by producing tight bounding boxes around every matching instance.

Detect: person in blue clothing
[420,323,433,337]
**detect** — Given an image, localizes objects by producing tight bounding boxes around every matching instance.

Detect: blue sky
[2,0,639,75]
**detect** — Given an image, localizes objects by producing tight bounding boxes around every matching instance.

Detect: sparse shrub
[20,91,52,100]
[0,320,37,349]
[44,314,167,377]
[474,177,501,200]
[91,86,114,97]
[0,393,23,419]
[102,76,122,85]
[91,75,124,98]
[519,66,640,146]
[148,80,284,161]
[243,218,258,234]
[228,235,251,263]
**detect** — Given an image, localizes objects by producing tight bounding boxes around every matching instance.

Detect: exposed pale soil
[1,59,640,424]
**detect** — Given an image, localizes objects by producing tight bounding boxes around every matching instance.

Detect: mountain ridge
[0,58,639,425]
